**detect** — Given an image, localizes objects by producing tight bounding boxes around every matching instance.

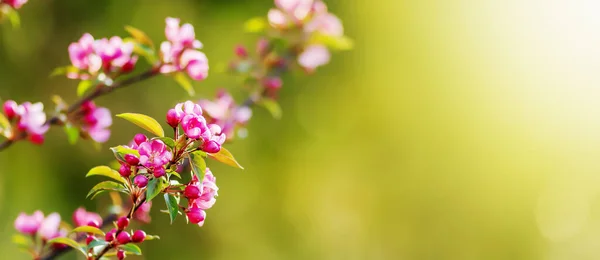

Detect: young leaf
[12,234,31,248]
[119,243,142,255]
[164,193,179,224]
[145,235,160,240]
[244,17,267,33]
[71,226,105,236]
[189,151,207,182]
[87,239,109,250]
[64,124,79,145]
[134,43,157,64]
[173,72,195,96]
[87,181,128,199]
[153,137,176,149]
[117,113,165,137]
[46,237,87,256]
[86,166,127,184]
[125,26,154,49]
[146,177,168,202]
[259,98,282,119]
[110,145,140,162]
[50,65,79,77]
[309,33,354,51]
[0,113,10,131]
[7,9,20,29]
[208,147,244,169]
[77,80,94,97]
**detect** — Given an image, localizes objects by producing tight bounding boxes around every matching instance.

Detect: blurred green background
[3,0,600,259]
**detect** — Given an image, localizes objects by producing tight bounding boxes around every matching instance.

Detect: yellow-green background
[2,0,600,259]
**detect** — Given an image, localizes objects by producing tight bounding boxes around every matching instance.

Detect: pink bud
[186,207,206,225]
[86,220,100,228]
[117,216,129,230]
[235,45,248,58]
[105,229,116,242]
[132,230,146,243]
[133,134,147,145]
[116,231,131,244]
[133,175,148,188]
[166,108,181,128]
[117,249,126,260]
[29,134,45,145]
[119,164,132,177]
[184,184,201,200]
[202,140,221,153]
[263,77,283,90]
[80,101,96,114]
[124,154,139,166]
[86,235,95,245]
[153,167,166,178]
[3,100,17,119]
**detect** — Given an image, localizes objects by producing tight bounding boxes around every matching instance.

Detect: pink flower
[181,114,209,140]
[38,213,62,240]
[186,205,206,226]
[13,102,50,143]
[80,101,112,143]
[193,168,218,210]
[14,211,44,235]
[202,124,226,153]
[304,12,343,37]
[67,34,137,79]
[72,208,102,227]
[268,0,314,28]
[199,90,252,139]
[159,17,209,81]
[3,0,28,9]
[297,44,330,71]
[175,101,203,117]
[137,139,173,172]
[133,202,152,224]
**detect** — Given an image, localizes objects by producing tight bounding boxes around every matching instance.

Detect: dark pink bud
[166,109,181,128]
[124,154,139,166]
[202,140,221,153]
[117,249,126,260]
[3,100,17,119]
[133,134,147,145]
[105,228,116,242]
[186,207,205,225]
[133,175,148,188]
[29,134,44,145]
[86,220,100,228]
[184,185,201,200]
[121,60,135,73]
[85,235,95,245]
[117,216,129,230]
[84,113,98,125]
[119,164,132,177]
[235,44,248,58]
[263,77,283,90]
[80,101,96,114]
[116,231,131,244]
[256,38,269,56]
[132,230,146,243]
[153,167,166,178]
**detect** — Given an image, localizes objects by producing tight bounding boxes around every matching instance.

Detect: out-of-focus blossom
[79,101,112,143]
[14,211,44,235]
[159,18,209,81]
[72,207,103,227]
[3,0,28,9]
[304,11,343,37]
[268,0,314,28]
[194,168,218,210]
[68,34,137,80]
[3,101,50,144]
[137,140,173,176]
[38,213,62,240]
[134,202,152,224]
[297,44,330,71]
[199,90,252,140]
[184,168,218,227]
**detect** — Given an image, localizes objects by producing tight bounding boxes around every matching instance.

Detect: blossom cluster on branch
[8,0,350,259]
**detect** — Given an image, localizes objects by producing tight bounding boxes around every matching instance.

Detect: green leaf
[208,147,244,169]
[64,124,79,145]
[189,151,207,182]
[164,193,179,224]
[117,113,165,137]
[12,234,31,248]
[0,113,10,131]
[125,26,154,49]
[86,166,127,184]
[50,65,79,77]
[173,72,195,96]
[46,237,86,256]
[259,98,282,119]
[87,239,108,250]
[119,243,142,255]
[87,181,128,199]
[7,9,20,29]
[71,226,105,236]
[146,177,168,202]
[244,17,267,33]
[110,145,140,162]
[309,33,354,51]
[145,235,160,240]
[153,137,176,149]
[76,80,94,97]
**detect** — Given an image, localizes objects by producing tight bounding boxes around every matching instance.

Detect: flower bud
[186,207,206,225]
[3,100,17,119]
[184,185,201,200]
[105,228,116,242]
[86,220,100,228]
[263,77,282,90]
[124,154,139,166]
[133,133,147,145]
[166,108,181,128]
[132,230,146,243]
[235,44,248,58]
[116,231,131,244]
[119,164,132,177]
[153,167,166,178]
[202,140,221,153]
[80,101,96,114]
[117,249,126,260]
[133,175,148,188]
[116,216,129,230]
[86,235,95,245]
[29,134,45,145]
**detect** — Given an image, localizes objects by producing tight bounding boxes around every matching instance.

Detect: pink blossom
[4,0,28,9]
[199,90,252,139]
[268,0,314,27]
[165,17,202,49]
[80,101,112,143]
[304,12,343,37]
[159,17,209,81]
[137,139,173,171]
[193,168,218,210]
[175,100,203,117]
[38,213,62,240]
[181,114,209,140]
[67,34,137,79]
[14,211,44,235]
[134,202,152,224]
[202,124,226,153]
[14,102,49,143]
[297,44,331,71]
[72,207,102,227]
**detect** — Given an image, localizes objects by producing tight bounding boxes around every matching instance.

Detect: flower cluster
[68,33,138,80]
[184,168,218,226]
[2,100,49,144]
[118,134,173,179]
[15,211,67,251]
[1,0,27,9]
[77,101,112,143]
[199,90,252,140]
[160,17,209,81]
[167,101,226,153]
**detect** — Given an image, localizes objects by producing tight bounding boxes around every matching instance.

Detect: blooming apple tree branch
[10,0,351,259]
